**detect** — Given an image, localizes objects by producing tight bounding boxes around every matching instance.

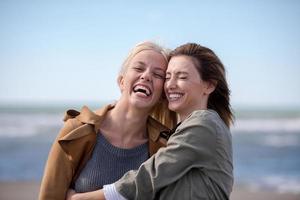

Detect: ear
[204,80,216,95]
[117,75,125,92]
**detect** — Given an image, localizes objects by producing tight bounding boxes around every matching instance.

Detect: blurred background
[1,0,300,199]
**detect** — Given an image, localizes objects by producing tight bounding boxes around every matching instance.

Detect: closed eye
[179,76,187,80]
[154,72,165,79]
[133,66,144,72]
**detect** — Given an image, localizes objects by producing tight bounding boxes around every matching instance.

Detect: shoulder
[57,104,111,140]
[173,110,230,141]
[57,117,83,140]
[147,116,169,141]
[147,116,169,131]
[179,110,228,131]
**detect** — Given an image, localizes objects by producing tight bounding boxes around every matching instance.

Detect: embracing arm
[39,120,75,200]
[66,189,105,200]
[114,124,216,200]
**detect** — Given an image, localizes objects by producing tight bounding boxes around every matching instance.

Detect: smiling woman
[38,41,176,200]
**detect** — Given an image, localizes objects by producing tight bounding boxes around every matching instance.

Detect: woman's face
[165,55,213,120]
[119,50,167,110]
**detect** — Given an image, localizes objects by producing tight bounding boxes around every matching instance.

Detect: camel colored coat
[39,104,168,200]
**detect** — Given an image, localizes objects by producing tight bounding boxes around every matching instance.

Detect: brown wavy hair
[169,43,233,127]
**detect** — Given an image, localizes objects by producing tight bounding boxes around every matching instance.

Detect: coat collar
[60,104,114,141]
[60,103,167,142]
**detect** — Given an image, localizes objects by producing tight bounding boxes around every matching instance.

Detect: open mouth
[133,85,152,96]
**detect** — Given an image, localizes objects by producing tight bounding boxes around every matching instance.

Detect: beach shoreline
[0,181,299,200]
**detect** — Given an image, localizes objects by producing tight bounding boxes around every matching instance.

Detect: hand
[66,189,77,200]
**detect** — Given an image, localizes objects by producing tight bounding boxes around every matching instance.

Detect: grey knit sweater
[74,132,148,192]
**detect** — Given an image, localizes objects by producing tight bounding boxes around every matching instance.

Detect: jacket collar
[60,104,114,141]
[77,104,114,131]
[60,103,167,142]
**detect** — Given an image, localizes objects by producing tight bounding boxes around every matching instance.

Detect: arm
[65,184,126,200]
[115,124,216,200]
[39,120,75,200]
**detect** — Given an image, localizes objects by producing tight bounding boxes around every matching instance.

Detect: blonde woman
[39,41,176,200]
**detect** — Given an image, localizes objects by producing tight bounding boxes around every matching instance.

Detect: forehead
[130,50,167,68]
[167,55,199,73]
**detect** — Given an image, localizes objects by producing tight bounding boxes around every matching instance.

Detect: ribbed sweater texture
[74,133,148,192]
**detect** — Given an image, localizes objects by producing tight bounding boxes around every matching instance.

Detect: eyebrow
[133,61,165,71]
[132,61,146,66]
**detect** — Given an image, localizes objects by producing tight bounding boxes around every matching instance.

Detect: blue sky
[1,0,300,108]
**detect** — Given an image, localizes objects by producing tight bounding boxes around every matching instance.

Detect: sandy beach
[0,181,299,200]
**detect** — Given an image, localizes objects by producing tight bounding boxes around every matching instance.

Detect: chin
[168,104,181,113]
[131,99,154,110]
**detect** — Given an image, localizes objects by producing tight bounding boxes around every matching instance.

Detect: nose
[140,69,152,82]
[165,76,177,90]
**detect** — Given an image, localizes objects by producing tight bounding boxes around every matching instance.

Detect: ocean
[0,104,300,194]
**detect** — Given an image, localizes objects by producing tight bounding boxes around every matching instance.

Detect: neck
[100,100,150,148]
[112,101,150,129]
[178,114,187,122]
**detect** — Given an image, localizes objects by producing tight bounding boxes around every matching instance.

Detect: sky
[1,0,300,108]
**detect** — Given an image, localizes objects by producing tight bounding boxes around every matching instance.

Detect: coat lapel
[59,104,114,141]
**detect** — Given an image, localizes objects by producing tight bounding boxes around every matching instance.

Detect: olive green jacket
[115,110,233,200]
[39,104,168,200]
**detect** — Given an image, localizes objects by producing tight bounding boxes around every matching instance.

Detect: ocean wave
[0,113,62,137]
[245,176,300,194]
[2,113,300,137]
[262,134,300,147]
[232,118,300,133]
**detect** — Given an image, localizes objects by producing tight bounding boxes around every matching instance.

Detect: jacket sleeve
[38,119,76,200]
[115,123,217,200]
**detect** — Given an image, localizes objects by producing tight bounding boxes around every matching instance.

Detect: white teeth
[168,93,183,100]
[169,94,181,98]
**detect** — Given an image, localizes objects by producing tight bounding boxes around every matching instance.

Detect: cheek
[154,80,164,94]
[190,83,206,96]
[164,83,168,93]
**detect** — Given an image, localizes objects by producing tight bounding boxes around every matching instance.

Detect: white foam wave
[262,134,300,147]
[2,114,300,137]
[262,176,300,194]
[232,118,300,133]
[0,113,62,137]
[248,176,300,194]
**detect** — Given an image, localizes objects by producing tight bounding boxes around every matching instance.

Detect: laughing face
[165,55,215,120]
[118,50,167,110]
